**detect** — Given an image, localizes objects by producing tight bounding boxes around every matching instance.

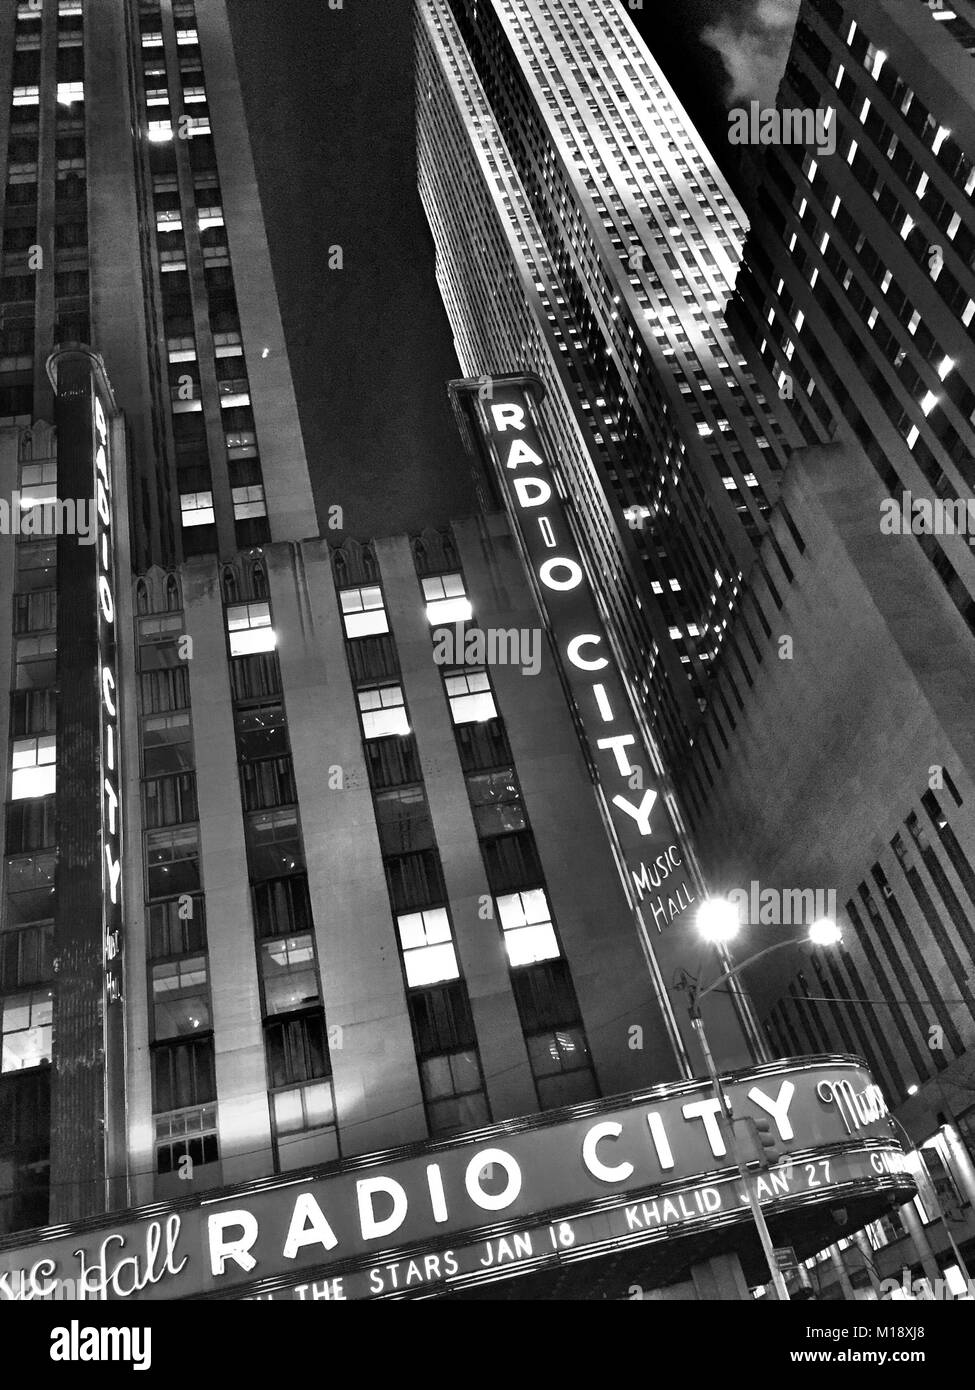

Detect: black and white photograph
[0,0,973,1358]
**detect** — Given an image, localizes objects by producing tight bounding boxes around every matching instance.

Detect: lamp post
[688,901,843,1302]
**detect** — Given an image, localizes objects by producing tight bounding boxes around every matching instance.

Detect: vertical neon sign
[451,374,758,1074]
[94,391,123,1005]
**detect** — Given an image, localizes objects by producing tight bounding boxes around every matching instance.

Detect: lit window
[397,908,459,987]
[12,86,40,106]
[176,28,199,44]
[422,573,473,625]
[340,585,388,639]
[272,1080,334,1137]
[920,390,938,417]
[227,601,275,656]
[496,889,560,966]
[1,989,52,1072]
[141,32,164,47]
[180,492,214,528]
[148,121,173,143]
[232,485,266,521]
[11,736,56,799]
[167,337,196,363]
[444,668,496,724]
[259,935,319,1016]
[358,684,409,739]
[56,81,84,106]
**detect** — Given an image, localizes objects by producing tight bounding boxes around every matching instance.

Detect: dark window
[140,666,190,713]
[240,756,297,811]
[230,651,281,702]
[149,897,207,960]
[0,922,53,991]
[253,875,313,939]
[5,798,56,855]
[245,809,304,881]
[481,830,543,894]
[455,717,512,773]
[374,786,436,856]
[235,703,288,761]
[9,689,56,737]
[151,1035,216,1112]
[385,849,447,914]
[264,1011,330,1088]
[142,772,198,828]
[467,768,526,837]
[365,734,421,790]
[408,979,476,1055]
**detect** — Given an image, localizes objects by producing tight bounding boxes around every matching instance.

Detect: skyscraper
[670,0,975,1295]
[415,0,804,791]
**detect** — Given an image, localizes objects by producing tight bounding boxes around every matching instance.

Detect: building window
[358,684,409,738]
[152,1036,216,1113]
[397,907,459,988]
[142,771,198,828]
[149,897,206,960]
[444,668,497,724]
[253,874,312,939]
[422,573,472,625]
[271,1079,335,1138]
[526,1027,595,1109]
[496,888,560,966]
[151,956,210,1039]
[0,923,53,991]
[232,485,266,520]
[145,826,201,899]
[154,1103,218,1175]
[180,491,214,527]
[340,585,389,639]
[467,768,526,836]
[11,735,55,799]
[227,601,275,656]
[245,808,303,879]
[1,988,52,1072]
[420,1050,489,1136]
[264,1011,330,1089]
[259,934,319,1016]
[143,711,193,776]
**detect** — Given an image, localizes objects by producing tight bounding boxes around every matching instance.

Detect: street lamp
[688,902,843,1302]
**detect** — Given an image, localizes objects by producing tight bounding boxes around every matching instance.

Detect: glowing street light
[808,917,842,947]
[696,895,741,944]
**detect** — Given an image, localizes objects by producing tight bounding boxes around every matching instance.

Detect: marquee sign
[450,375,751,1066]
[0,1057,913,1302]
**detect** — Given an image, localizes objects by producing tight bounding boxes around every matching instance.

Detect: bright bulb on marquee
[696,897,740,944]
[808,918,842,947]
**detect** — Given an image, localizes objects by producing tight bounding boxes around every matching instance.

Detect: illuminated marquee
[0,1057,913,1302]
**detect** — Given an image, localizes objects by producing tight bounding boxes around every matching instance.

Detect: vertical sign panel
[50,348,123,1222]
[451,375,754,1073]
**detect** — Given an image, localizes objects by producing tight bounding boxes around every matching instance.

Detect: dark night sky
[227,0,796,538]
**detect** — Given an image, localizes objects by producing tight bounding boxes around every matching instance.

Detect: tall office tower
[0,0,703,1251]
[674,0,975,1293]
[0,0,314,1232]
[415,0,804,791]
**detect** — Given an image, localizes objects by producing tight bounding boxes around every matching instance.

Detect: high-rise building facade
[415,0,806,788]
[676,0,975,1296]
